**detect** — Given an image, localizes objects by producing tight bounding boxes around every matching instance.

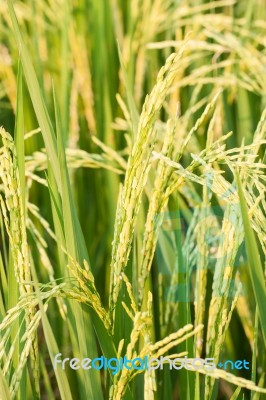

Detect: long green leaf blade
[236,173,266,348]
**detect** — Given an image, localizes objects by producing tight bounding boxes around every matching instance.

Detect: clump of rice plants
[0,0,266,399]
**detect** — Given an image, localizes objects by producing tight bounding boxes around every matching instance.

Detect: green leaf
[7,0,60,188]
[53,89,104,400]
[29,257,74,400]
[117,43,139,139]
[230,387,242,400]
[236,173,266,348]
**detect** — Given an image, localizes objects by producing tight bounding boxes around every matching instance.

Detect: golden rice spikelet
[0,127,39,397]
[109,47,187,322]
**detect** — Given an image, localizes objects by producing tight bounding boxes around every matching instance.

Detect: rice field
[0,0,266,399]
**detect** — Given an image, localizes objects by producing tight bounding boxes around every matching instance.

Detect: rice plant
[0,0,266,399]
